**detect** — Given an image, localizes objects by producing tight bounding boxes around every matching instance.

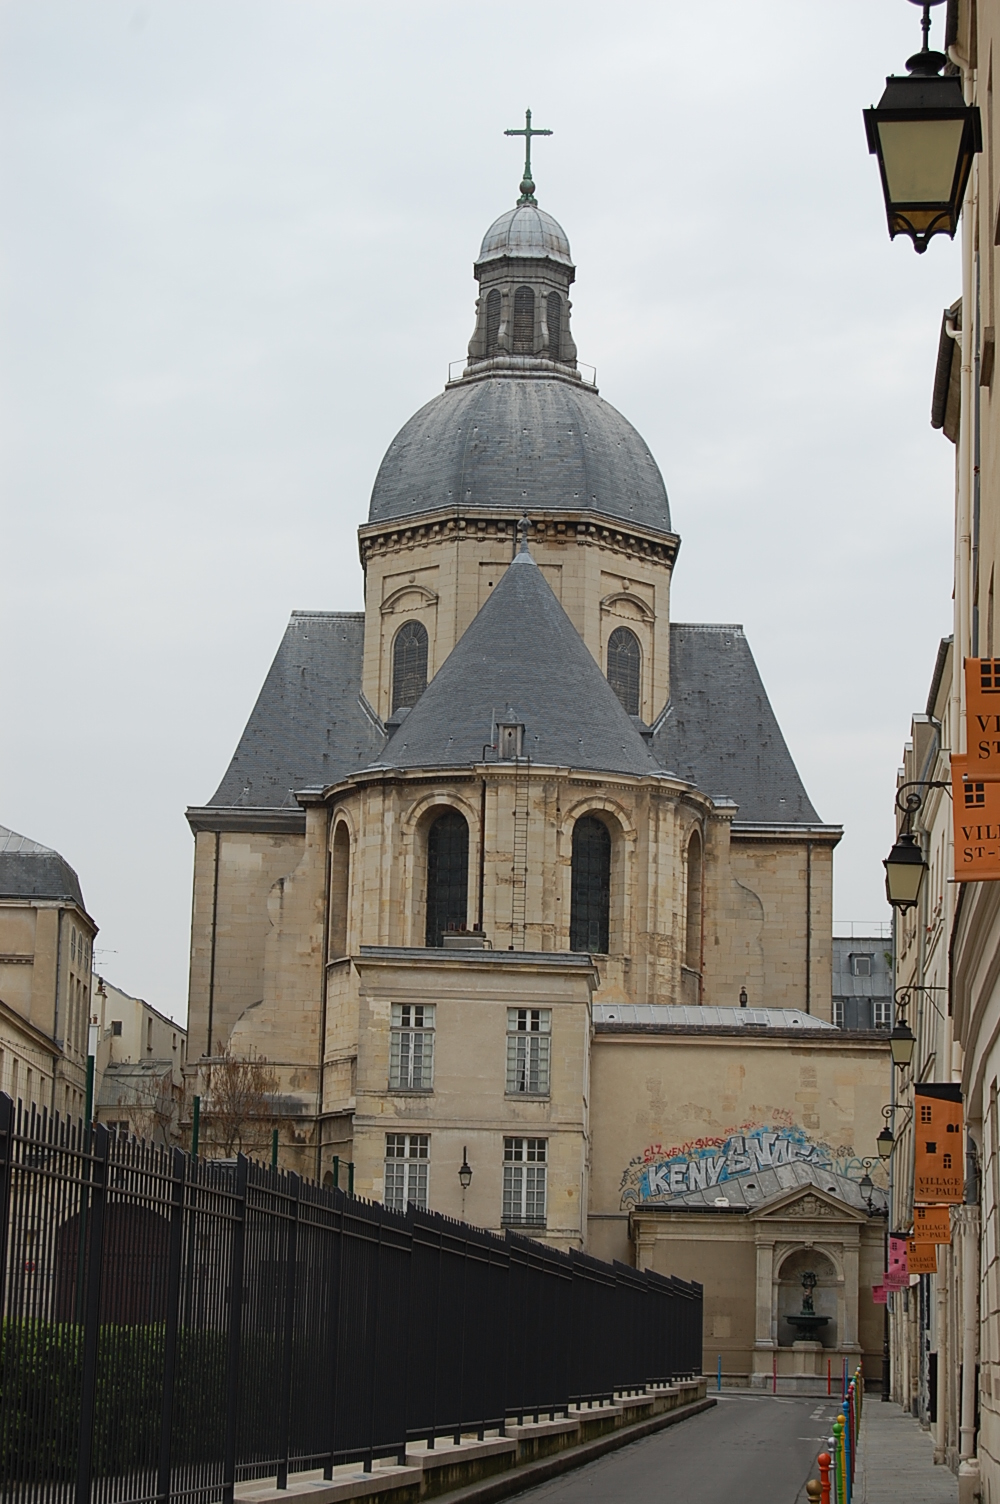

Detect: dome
[368,377,671,533]
[477,205,573,267]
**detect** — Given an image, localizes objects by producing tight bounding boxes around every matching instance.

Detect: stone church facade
[185,175,889,1384]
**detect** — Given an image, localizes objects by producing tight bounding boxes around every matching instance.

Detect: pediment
[748,1184,867,1224]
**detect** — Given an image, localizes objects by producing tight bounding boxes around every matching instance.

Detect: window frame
[569,815,612,954]
[502,1136,547,1227]
[389,1003,436,1092]
[506,1009,551,1097]
[391,619,429,713]
[606,625,641,716]
[384,1132,430,1211]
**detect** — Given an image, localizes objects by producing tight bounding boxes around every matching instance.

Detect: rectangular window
[873,999,891,1029]
[503,1137,547,1226]
[111,1020,122,1037]
[389,1004,435,1090]
[384,1133,429,1211]
[851,954,873,977]
[832,1000,845,1028]
[506,1009,551,1094]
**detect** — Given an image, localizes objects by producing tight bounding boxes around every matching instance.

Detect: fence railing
[0,1094,702,1504]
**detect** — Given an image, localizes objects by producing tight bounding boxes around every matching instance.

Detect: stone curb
[431,1396,718,1504]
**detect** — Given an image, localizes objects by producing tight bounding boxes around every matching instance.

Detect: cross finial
[504,109,552,206]
[517,514,531,553]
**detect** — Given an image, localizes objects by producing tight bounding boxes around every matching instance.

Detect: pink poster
[872,1284,887,1304]
[885,1235,909,1289]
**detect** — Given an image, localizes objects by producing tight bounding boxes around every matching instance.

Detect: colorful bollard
[818,1451,832,1504]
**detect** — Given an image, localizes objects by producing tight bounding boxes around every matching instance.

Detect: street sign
[952,755,1000,880]
[907,1240,937,1274]
[913,1203,952,1243]
[914,1083,964,1204]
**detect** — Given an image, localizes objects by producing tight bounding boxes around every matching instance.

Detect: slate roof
[477,204,574,267]
[207,612,383,808]
[367,377,672,533]
[653,624,821,825]
[378,549,662,777]
[0,824,86,909]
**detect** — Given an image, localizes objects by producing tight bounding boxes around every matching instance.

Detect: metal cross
[504,109,552,205]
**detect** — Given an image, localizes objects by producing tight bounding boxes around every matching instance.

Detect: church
[184,136,890,1387]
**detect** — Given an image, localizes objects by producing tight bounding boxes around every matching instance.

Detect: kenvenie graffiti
[619,1120,863,1208]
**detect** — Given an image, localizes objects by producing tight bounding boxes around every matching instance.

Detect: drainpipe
[805,841,812,1014]
[958,1198,981,1503]
[206,831,220,1056]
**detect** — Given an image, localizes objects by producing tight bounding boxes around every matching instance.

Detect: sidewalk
[855,1400,957,1503]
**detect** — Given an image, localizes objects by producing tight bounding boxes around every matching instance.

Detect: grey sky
[1,1,959,1020]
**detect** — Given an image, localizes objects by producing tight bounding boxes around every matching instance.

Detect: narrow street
[509,1394,840,1504]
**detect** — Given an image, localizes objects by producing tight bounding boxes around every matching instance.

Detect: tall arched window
[485,288,501,355]
[607,627,641,716]
[513,286,535,353]
[329,822,351,958]
[546,292,562,359]
[685,829,703,973]
[426,811,469,947]
[392,620,428,712]
[570,816,611,953]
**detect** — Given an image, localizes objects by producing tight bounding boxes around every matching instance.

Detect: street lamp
[864,0,982,253]
[890,1018,917,1068]
[883,781,949,910]
[458,1147,472,1191]
[877,1125,895,1160]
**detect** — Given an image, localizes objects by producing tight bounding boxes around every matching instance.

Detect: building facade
[886,1,1000,1496]
[0,823,96,1122]
[832,932,893,1032]
[91,975,187,1146]
[184,171,889,1383]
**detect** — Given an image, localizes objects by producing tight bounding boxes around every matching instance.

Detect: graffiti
[619,1122,863,1209]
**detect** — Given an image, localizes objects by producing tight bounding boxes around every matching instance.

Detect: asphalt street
[508,1393,842,1504]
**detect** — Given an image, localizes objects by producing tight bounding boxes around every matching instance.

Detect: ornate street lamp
[877,1124,895,1160]
[890,1018,917,1067]
[864,0,981,253]
[883,781,949,910]
[458,1148,472,1191]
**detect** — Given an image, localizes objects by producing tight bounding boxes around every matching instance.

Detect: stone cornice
[358,507,680,571]
[593,1025,888,1049]
[730,822,843,845]
[320,763,710,809]
[185,806,307,835]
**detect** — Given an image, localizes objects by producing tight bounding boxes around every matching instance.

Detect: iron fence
[0,1094,702,1504]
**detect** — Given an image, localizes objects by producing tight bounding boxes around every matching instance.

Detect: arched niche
[776,1247,839,1349]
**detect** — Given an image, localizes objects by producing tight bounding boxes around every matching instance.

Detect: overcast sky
[1,1,961,1020]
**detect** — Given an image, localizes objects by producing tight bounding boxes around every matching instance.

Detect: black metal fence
[0,1094,702,1504]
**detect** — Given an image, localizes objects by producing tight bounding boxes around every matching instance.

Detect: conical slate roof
[378,549,661,777]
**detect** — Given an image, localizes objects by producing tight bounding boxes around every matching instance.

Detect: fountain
[786,1270,830,1340]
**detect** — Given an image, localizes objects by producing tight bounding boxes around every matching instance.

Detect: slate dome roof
[367,377,672,532]
[477,205,573,266]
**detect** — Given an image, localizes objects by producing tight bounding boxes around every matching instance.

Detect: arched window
[513,286,535,354]
[546,292,561,359]
[486,288,501,355]
[392,620,428,712]
[685,830,703,973]
[607,627,641,716]
[570,816,611,953]
[426,811,469,947]
[329,822,350,959]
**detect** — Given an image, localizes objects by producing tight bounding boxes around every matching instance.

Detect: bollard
[842,1356,848,1398]
[833,1415,844,1504]
[843,1403,852,1504]
[717,1354,722,1392]
[818,1451,832,1504]
[806,1480,822,1504]
[827,1358,831,1396]
[772,1350,778,1394]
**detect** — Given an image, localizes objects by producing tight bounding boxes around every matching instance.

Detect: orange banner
[966,657,1000,730]
[907,1240,938,1274]
[952,755,1000,880]
[914,1084,964,1205]
[913,1204,952,1244]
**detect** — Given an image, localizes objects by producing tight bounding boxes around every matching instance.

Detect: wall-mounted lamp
[458,1147,472,1191]
[739,987,748,1008]
[883,781,950,910]
[864,0,982,253]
